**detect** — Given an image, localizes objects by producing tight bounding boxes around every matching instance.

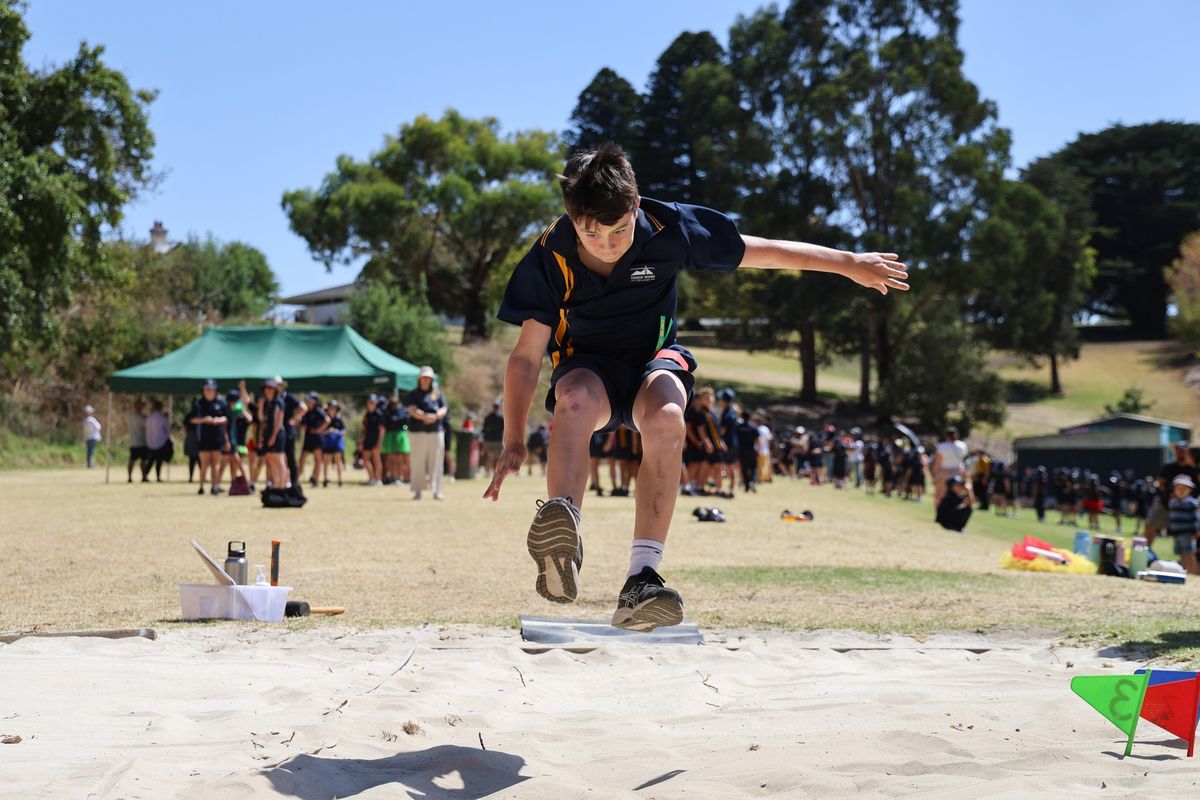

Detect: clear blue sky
[21,0,1200,297]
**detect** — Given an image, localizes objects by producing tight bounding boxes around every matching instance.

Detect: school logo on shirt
[630,266,656,283]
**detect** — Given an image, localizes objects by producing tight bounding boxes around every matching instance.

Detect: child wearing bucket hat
[1167,473,1200,574]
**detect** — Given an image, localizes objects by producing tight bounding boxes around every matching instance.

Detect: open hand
[483,442,527,501]
[850,253,909,295]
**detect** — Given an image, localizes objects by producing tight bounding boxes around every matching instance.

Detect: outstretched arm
[483,319,551,501]
[739,235,910,295]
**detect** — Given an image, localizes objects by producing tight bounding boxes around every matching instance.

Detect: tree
[0,1,156,355]
[1105,387,1154,417]
[810,0,1010,409]
[1165,232,1200,351]
[726,3,854,401]
[635,31,727,201]
[968,179,1094,395]
[165,236,279,322]
[1044,122,1200,337]
[346,279,452,379]
[283,110,562,342]
[565,68,644,152]
[876,307,1006,433]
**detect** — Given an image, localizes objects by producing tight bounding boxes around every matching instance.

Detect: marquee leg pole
[168,395,173,483]
[104,391,113,485]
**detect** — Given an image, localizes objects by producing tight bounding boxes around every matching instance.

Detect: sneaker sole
[611,594,684,632]
[527,504,581,604]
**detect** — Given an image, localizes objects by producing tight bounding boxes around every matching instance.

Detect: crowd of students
[113,365,451,500]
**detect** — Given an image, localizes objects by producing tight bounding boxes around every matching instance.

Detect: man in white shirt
[932,426,969,506]
[756,419,774,484]
[83,405,102,469]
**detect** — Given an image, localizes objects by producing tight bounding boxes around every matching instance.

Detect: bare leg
[546,370,612,508]
[630,371,687,544]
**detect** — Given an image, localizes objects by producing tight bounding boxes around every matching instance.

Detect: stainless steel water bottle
[224,541,248,585]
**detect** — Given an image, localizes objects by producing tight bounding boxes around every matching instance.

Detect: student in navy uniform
[360,395,385,486]
[736,412,760,493]
[192,379,230,495]
[258,378,288,488]
[587,431,610,497]
[320,399,346,487]
[716,389,739,497]
[482,143,908,631]
[279,379,307,487]
[222,387,253,490]
[299,391,330,487]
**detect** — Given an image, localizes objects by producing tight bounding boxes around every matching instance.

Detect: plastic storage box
[178,584,292,621]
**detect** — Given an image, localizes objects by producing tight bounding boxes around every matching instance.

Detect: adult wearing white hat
[405,366,448,500]
[82,405,102,468]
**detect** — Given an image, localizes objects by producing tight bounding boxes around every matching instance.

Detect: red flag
[1139,675,1200,756]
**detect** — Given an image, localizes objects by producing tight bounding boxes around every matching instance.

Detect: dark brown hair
[559,142,638,225]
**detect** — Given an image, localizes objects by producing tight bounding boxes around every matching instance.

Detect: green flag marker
[1071,671,1151,757]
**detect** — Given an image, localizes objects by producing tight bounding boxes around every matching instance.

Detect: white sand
[0,626,1195,799]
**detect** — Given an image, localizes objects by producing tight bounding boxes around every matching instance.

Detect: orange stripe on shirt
[552,251,573,301]
[539,219,559,246]
[644,212,664,232]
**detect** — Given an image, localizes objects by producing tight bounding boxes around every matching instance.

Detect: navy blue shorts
[547,345,697,434]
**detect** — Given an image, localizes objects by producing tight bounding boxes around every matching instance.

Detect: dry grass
[5,466,1200,662]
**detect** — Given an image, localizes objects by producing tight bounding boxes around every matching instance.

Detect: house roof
[278,282,359,306]
[1058,413,1192,435]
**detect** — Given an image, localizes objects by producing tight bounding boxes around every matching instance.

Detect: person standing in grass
[144,399,171,482]
[126,399,148,482]
[82,404,102,469]
[406,367,448,500]
[257,378,288,488]
[931,427,968,507]
[192,380,229,495]
[359,395,384,486]
[483,143,908,631]
[320,399,346,487]
[1167,474,1200,574]
[298,391,330,487]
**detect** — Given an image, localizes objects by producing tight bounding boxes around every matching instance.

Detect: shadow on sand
[260,744,529,800]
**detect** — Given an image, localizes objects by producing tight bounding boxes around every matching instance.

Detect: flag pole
[1190,672,1200,758]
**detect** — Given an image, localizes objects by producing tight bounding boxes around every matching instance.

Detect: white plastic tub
[178,584,292,622]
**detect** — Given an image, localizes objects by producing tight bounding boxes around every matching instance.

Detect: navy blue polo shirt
[498,197,745,367]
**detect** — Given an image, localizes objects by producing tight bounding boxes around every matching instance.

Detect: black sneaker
[611,567,683,632]
[527,497,583,603]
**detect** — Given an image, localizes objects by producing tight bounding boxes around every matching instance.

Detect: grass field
[4,466,1200,664]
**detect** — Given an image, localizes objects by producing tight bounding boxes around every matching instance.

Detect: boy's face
[1174,483,1192,499]
[572,207,638,264]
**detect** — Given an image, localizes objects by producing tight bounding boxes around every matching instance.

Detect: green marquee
[108,325,427,395]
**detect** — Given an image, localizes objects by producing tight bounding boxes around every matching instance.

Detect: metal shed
[1013,414,1192,476]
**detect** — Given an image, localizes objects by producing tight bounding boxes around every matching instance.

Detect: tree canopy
[1044,122,1200,337]
[282,110,562,342]
[0,1,156,355]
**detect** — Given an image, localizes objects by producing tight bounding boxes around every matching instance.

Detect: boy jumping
[483,143,909,631]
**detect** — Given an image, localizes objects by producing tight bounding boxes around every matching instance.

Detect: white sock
[628,539,664,577]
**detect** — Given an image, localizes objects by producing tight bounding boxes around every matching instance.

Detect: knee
[554,375,604,423]
[639,401,685,446]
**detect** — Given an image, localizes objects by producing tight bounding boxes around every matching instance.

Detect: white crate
[178,584,292,622]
